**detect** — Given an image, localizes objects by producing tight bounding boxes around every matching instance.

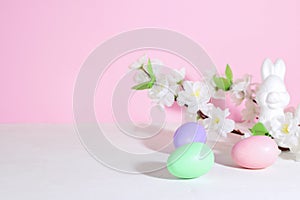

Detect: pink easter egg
[231,136,281,169]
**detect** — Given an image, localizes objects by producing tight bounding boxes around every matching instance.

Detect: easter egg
[173,122,207,148]
[167,143,214,178]
[231,136,281,169]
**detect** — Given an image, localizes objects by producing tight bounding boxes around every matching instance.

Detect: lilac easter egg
[173,122,207,148]
[231,136,281,169]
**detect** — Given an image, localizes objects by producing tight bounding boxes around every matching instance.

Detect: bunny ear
[274,59,286,80]
[261,58,274,80]
[261,58,286,80]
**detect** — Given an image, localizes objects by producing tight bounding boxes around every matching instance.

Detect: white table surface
[1,124,299,200]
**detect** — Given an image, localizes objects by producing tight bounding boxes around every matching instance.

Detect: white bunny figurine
[256,58,290,123]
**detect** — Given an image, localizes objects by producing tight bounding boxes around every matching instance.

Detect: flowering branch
[130,55,236,138]
[129,55,300,156]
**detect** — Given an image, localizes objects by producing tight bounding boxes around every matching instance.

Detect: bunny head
[256,59,290,122]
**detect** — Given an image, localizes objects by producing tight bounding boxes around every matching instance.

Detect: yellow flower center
[214,117,220,124]
[193,89,200,97]
[282,124,289,134]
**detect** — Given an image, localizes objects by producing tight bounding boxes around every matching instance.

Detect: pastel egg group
[167,143,214,178]
[231,136,281,169]
[173,122,207,148]
[166,123,214,178]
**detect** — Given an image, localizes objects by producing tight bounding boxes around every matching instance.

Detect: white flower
[265,112,300,150]
[132,56,163,83]
[129,55,148,69]
[129,54,163,69]
[147,68,186,108]
[166,68,185,84]
[203,70,225,99]
[230,75,251,105]
[176,81,211,113]
[148,76,177,108]
[184,112,199,122]
[134,70,150,83]
[131,56,184,108]
[241,99,259,122]
[202,105,235,137]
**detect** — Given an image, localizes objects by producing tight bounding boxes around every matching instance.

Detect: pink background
[1,0,300,123]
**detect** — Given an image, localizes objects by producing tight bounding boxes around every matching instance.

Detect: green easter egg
[167,142,214,179]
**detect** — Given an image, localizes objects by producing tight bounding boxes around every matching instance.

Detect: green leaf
[225,64,233,83]
[249,122,270,136]
[131,81,154,90]
[213,76,231,91]
[147,59,156,82]
[147,59,153,76]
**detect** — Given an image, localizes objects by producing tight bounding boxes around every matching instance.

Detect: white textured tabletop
[1,124,299,200]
